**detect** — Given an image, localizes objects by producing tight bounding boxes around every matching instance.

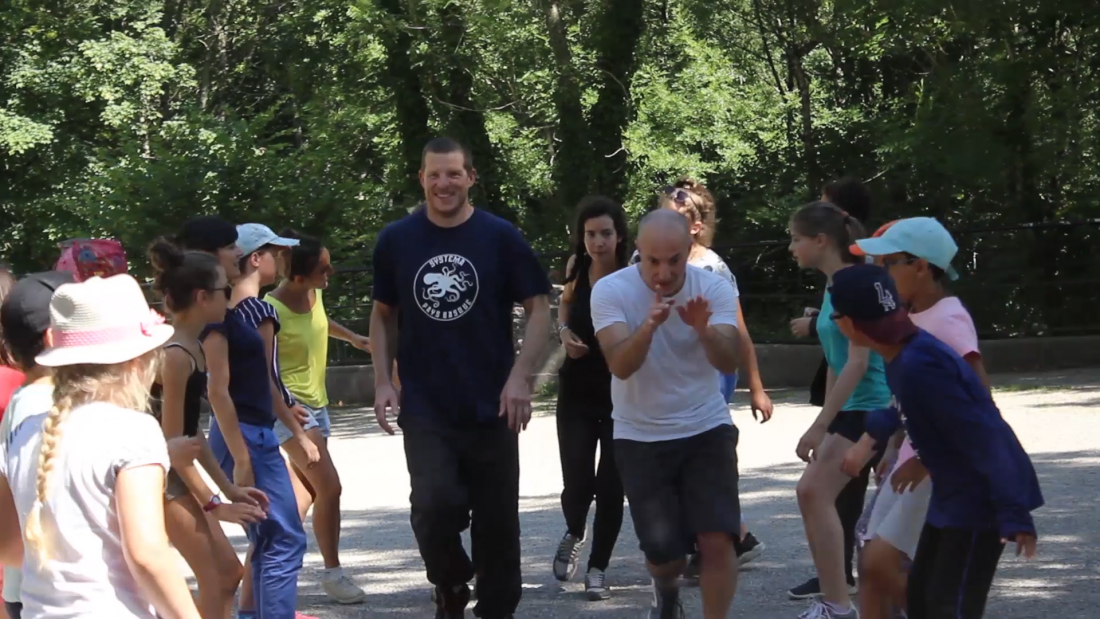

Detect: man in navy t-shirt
[369,137,552,619]
[828,264,1042,619]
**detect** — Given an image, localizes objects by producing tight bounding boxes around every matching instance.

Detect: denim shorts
[273,403,331,445]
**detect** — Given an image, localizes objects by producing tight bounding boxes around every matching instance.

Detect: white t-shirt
[0,383,55,603]
[591,264,739,442]
[0,400,170,619]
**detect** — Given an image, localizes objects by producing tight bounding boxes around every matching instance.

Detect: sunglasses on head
[663,186,691,205]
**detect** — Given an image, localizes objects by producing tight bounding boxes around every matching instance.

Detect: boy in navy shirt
[828,263,1042,619]
[370,137,552,619]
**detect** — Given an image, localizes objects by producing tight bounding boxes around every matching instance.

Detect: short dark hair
[822,177,872,223]
[176,216,238,253]
[279,229,325,279]
[0,270,14,366]
[421,137,474,172]
[902,252,948,282]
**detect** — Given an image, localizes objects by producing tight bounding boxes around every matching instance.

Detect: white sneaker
[799,600,859,619]
[585,569,610,601]
[322,573,367,604]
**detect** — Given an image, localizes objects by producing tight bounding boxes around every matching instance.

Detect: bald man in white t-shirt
[590,209,742,619]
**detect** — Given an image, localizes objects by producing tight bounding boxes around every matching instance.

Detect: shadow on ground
[277,416,1098,618]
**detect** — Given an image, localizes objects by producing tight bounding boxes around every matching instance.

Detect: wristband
[558,323,569,335]
[203,495,223,513]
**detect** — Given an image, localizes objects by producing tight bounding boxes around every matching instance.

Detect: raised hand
[646,287,675,328]
[676,294,712,334]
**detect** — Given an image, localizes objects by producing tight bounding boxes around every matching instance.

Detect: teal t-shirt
[817,289,892,411]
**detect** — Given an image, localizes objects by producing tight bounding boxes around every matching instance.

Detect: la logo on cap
[875,282,896,312]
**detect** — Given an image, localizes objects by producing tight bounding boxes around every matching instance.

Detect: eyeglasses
[211,284,232,297]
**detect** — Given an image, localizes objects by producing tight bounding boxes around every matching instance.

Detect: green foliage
[2,0,1099,279]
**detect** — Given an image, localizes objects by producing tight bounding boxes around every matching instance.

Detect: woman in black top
[552,196,630,601]
[148,240,269,619]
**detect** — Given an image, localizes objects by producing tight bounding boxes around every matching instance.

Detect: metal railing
[292,219,1100,365]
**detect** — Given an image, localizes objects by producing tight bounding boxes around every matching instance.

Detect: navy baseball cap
[830,264,918,345]
[1,271,76,365]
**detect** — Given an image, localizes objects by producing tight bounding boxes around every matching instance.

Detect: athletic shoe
[787,576,858,600]
[433,584,471,619]
[322,573,367,604]
[647,582,685,619]
[735,531,767,566]
[294,614,319,619]
[798,600,859,618]
[552,531,586,582]
[585,569,610,600]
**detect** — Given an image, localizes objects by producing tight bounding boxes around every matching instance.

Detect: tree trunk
[587,0,645,197]
[542,0,591,216]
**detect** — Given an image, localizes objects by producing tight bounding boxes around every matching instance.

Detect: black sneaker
[647,583,685,619]
[734,531,767,566]
[433,584,471,619]
[787,576,858,600]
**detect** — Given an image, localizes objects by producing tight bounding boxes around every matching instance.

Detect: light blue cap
[853,217,959,280]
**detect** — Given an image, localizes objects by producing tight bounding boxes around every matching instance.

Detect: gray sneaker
[552,531,586,582]
[647,582,685,619]
[798,600,859,619]
[585,569,610,601]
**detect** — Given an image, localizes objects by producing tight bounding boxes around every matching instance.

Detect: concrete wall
[326,335,1100,407]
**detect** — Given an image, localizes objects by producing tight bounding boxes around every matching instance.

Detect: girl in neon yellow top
[265,230,371,605]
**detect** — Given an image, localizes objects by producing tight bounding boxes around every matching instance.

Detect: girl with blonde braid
[0,275,200,619]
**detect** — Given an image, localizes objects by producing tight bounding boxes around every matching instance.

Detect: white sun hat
[35,274,174,367]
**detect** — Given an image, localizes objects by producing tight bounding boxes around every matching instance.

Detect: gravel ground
[193,368,1100,618]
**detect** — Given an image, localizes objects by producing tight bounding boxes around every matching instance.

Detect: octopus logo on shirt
[414,253,479,321]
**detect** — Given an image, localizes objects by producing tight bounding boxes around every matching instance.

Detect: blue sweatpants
[209,418,306,619]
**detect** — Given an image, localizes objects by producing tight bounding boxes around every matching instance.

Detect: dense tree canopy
[3,0,1098,342]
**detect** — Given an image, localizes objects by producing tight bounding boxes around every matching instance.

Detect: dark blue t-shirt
[201,303,276,428]
[868,330,1043,539]
[371,208,551,426]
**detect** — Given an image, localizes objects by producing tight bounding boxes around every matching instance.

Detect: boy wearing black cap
[828,263,1043,619]
[0,271,75,619]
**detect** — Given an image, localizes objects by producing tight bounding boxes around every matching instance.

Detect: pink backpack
[55,239,129,282]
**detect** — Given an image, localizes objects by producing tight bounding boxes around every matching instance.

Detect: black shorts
[827,409,870,443]
[907,523,1005,619]
[615,424,740,566]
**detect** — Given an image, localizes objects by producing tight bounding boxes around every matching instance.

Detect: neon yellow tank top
[265,290,329,408]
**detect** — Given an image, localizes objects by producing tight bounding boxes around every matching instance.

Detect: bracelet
[557,323,569,335]
[202,495,223,513]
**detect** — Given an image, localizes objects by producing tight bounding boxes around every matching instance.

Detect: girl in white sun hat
[0,274,201,619]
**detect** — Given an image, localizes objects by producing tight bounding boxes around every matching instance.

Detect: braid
[22,351,160,564]
[24,390,76,564]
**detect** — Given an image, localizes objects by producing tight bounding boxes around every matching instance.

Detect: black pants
[557,407,624,572]
[401,416,521,619]
[4,601,20,619]
[907,524,1004,619]
[837,442,880,582]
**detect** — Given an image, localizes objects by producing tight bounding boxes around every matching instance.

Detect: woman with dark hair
[551,196,629,601]
[148,240,268,619]
[265,230,370,604]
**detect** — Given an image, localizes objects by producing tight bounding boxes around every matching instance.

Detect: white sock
[825,601,851,614]
[322,566,344,581]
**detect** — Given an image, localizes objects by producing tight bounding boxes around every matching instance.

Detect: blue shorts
[273,403,331,444]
